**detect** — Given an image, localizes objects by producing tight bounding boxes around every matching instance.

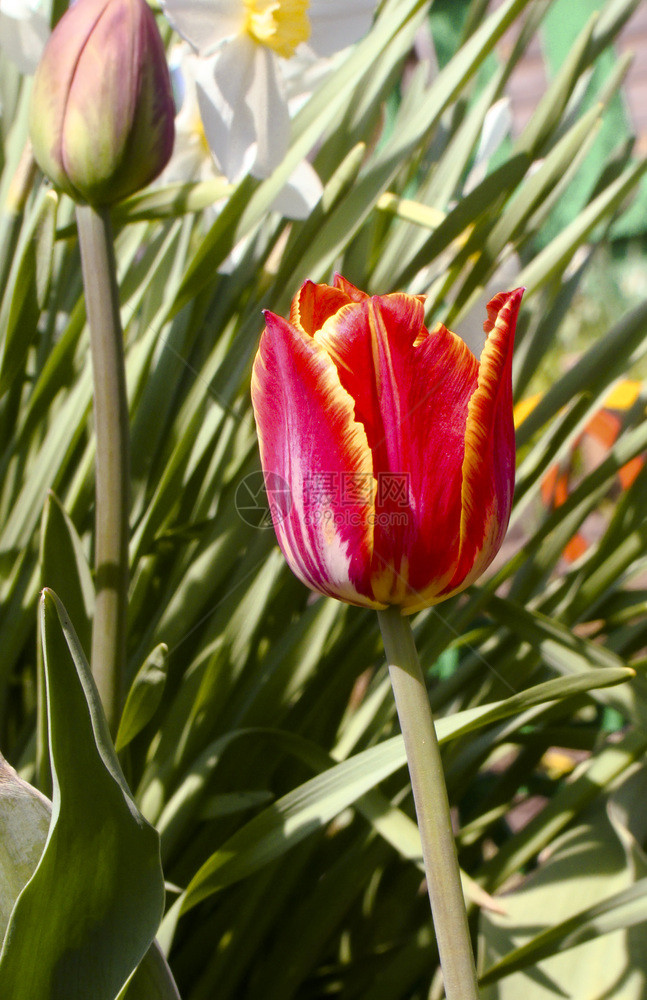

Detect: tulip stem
[377,605,480,1000]
[76,203,129,735]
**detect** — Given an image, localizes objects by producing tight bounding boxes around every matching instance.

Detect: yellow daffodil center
[244,0,310,58]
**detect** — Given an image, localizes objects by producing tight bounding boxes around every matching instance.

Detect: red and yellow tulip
[251,276,524,613]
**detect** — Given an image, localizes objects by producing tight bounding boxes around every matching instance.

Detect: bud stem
[377,605,480,1000]
[76,203,129,734]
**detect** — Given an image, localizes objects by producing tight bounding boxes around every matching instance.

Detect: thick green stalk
[377,605,480,1000]
[76,204,129,734]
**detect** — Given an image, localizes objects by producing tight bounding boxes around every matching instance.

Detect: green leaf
[115,644,169,752]
[0,367,92,556]
[479,726,647,892]
[516,158,647,294]
[487,596,635,674]
[35,190,58,307]
[0,188,56,397]
[0,754,51,943]
[40,490,94,660]
[0,590,164,1000]
[169,736,410,924]
[118,942,181,1000]
[514,8,597,156]
[486,876,647,986]
[171,0,531,313]
[396,153,530,289]
[173,664,632,916]
[450,103,603,316]
[112,179,233,224]
[480,804,647,996]
[516,295,647,448]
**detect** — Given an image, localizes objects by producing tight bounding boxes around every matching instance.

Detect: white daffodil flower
[164,42,323,219]
[0,0,50,75]
[161,0,375,184]
[165,45,217,185]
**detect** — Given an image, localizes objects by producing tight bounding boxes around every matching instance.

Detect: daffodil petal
[194,41,254,180]
[0,0,49,75]
[247,45,290,178]
[307,0,375,56]
[194,35,289,182]
[161,0,242,57]
[252,311,384,608]
[270,159,322,219]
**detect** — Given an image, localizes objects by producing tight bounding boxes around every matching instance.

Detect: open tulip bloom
[252,275,524,613]
[252,275,523,1000]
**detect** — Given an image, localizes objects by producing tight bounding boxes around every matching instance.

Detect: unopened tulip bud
[29,0,175,206]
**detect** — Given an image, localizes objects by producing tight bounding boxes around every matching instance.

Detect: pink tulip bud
[251,276,524,613]
[29,0,175,206]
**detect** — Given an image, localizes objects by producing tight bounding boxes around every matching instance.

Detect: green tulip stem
[377,605,480,1000]
[76,203,129,734]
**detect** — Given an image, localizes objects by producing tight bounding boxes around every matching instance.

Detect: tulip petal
[313,293,425,468]
[438,288,524,604]
[28,0,108,197]
[394,318,481,607]
[332,273,369,303]
[61,0,174,204]
[252,312,385,608]
[30,0,174,205]
[313,293,479,605]
[290,280,352,336]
